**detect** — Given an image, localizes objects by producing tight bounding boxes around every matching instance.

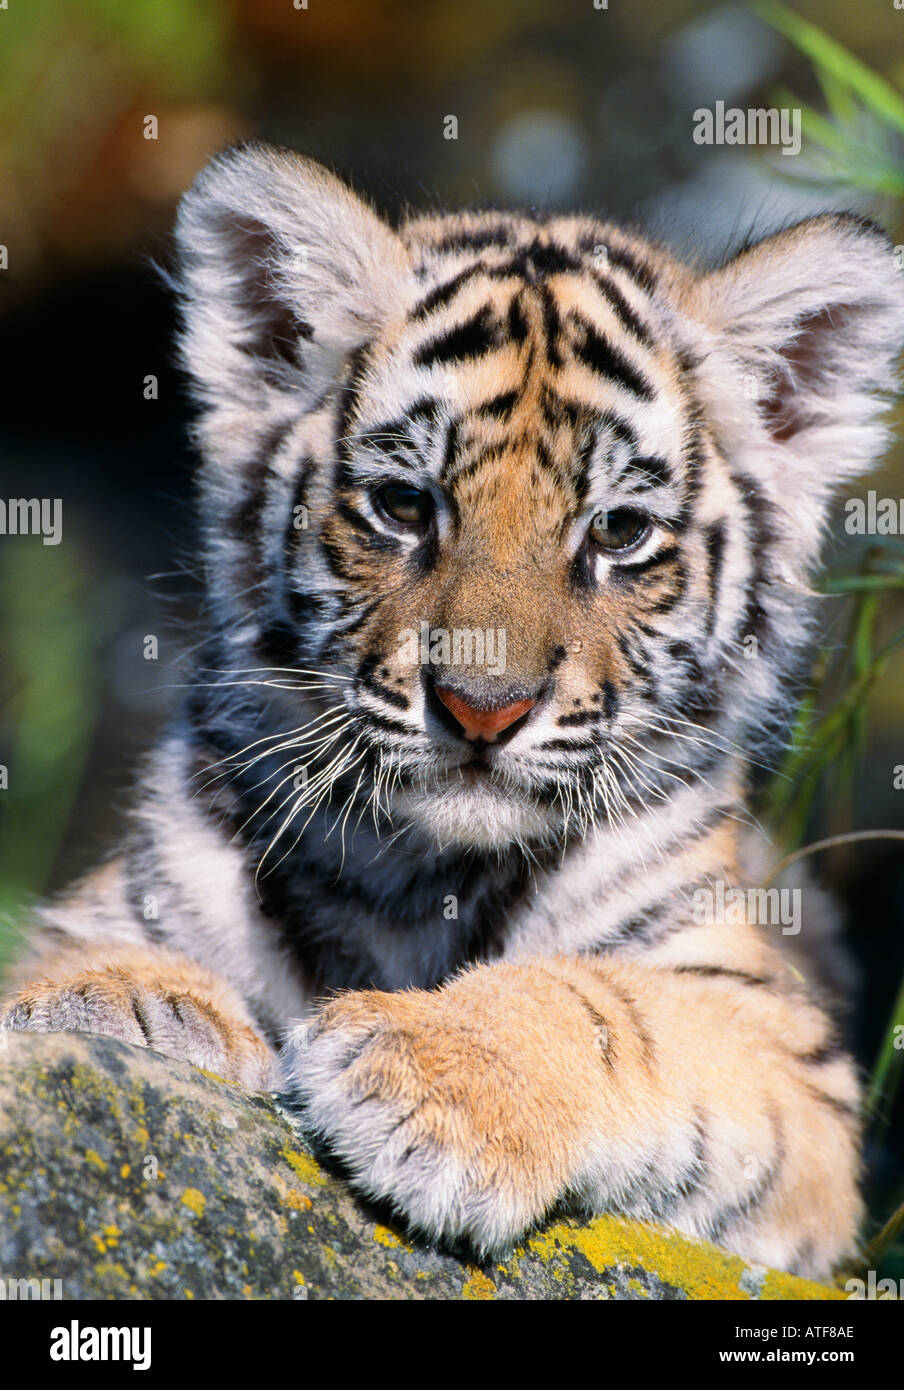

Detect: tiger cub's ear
[676,213,904,545]
[174,143,412,419]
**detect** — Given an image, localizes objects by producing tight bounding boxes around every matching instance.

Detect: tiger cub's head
[175,145,904,852]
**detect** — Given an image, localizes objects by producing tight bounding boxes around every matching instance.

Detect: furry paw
[280,973,589,1252]
[1,960,274,1089]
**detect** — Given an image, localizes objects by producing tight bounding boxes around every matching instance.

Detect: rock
[0,1033,842,1301]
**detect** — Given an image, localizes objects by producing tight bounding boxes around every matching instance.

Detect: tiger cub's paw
[1,963,275,1089]
[280,980,581,1253]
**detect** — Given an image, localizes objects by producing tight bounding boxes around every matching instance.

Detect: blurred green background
[0,0,902,1276]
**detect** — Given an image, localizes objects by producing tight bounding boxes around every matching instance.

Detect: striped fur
[4,145,904,1282]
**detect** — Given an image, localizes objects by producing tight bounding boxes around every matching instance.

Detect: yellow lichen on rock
[461,1267,497,1300]
[280,1145,328,1187]
[373,1223,412,1252]
[526,1216,843,1301]
[180,1188,206,1217]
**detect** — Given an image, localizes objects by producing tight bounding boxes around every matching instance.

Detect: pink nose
[435,687,536,741]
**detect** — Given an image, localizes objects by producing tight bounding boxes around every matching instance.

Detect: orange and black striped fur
[4,146,904,1280]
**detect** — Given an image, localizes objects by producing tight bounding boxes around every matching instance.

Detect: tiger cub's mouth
[387,731,564,849]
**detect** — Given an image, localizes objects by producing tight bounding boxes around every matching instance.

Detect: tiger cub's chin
[394,777,556,850]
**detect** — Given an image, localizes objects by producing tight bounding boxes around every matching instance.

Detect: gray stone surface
[0,1032,843,1300]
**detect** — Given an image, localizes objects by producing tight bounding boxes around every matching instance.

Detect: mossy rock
[0,1033,843,1301]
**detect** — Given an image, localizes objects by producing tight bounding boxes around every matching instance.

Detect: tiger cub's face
[176,146,904,852]
[322,248,705,849]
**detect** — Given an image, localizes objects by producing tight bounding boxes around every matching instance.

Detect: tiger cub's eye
[589,508,649,552]
[374,483,434,530]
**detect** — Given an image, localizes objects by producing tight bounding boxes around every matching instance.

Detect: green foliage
[754,0,904,195]
[766,545,904,852]
[754,2,904,1275]
[0,0,229,166]
[0,538,101,972]
[760,547,904,1242]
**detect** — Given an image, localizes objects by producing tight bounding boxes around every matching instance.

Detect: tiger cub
[3,145,903,1283]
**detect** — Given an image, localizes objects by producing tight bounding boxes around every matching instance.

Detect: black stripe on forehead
[540,385,585,429]
[474,390,518,420]
[569,312,654,400]
[537,391,641,453]
[537,283,564,368]
[410,265,658,395]
[413,304,500,367]
[442,417,460,474]
[541,396,651,490]
[505,236,583,279]
[588,271,655,348]
[597,410,639,451]
[352,424,422,471]
[408,247,582,325]
[573,424,597,501]
[613,455,673,490]
[577,233,660,295]
[405,395,441,426]
[431,224,513,255]
[410,265,485,320]
[408,262,519,320]
[347,397,442,473]
[358,405,439,445]
[441,441,508,489]
[507,292,529,342]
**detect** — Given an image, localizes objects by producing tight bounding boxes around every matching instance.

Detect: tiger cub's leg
[282,952,861,1280]
[1,944,276,1089]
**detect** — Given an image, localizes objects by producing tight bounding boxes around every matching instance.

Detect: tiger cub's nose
[434,686,537,742]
